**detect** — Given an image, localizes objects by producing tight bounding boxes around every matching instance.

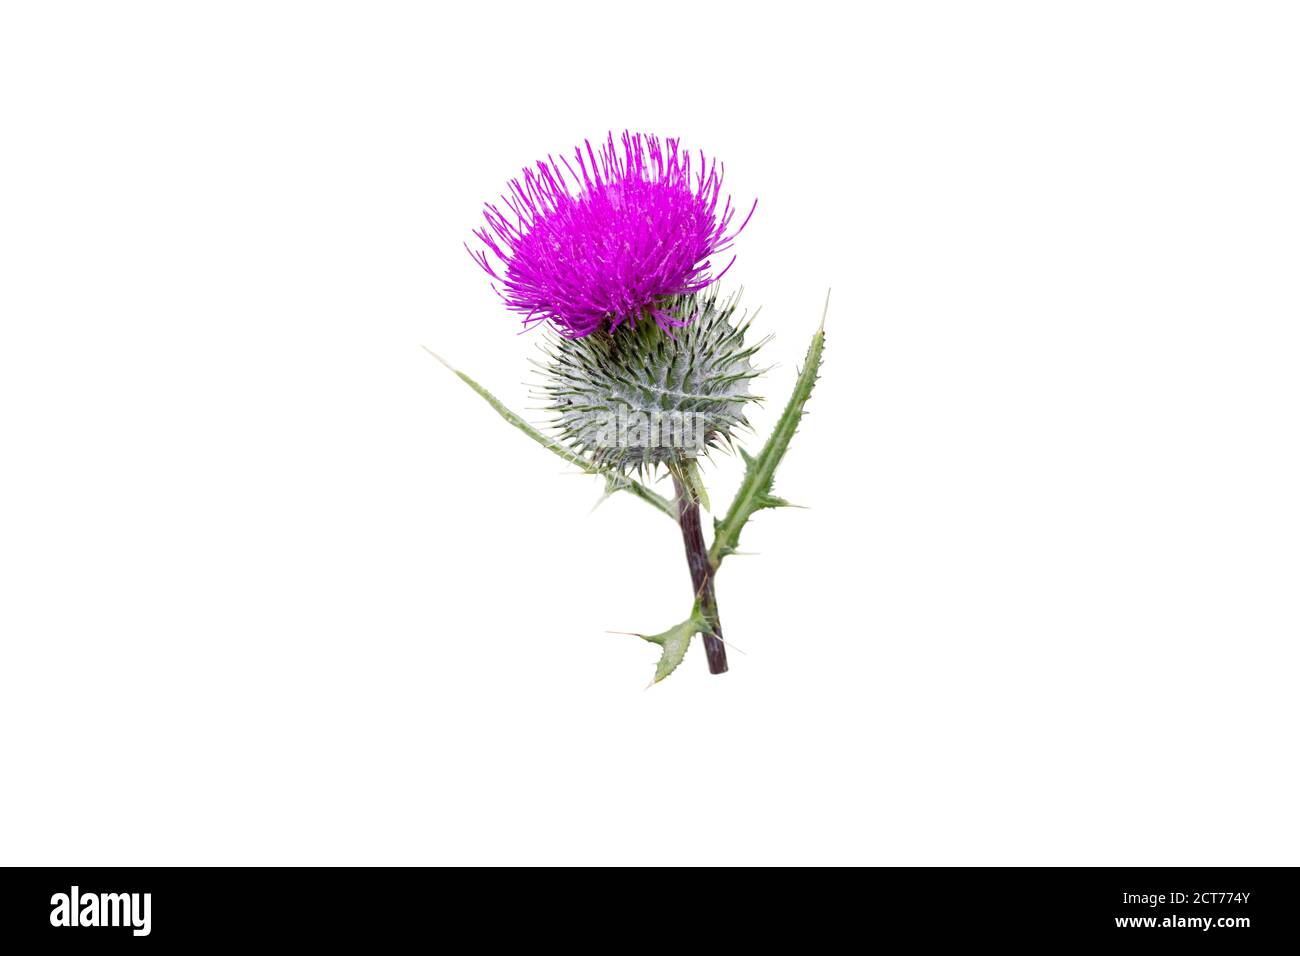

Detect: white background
[2,2,1297,866]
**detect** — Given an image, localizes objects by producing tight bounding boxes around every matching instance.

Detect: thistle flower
[438,132,826,685]
[468,131,755,337]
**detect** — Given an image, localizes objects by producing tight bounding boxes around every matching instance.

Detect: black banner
[0,867,1293,945]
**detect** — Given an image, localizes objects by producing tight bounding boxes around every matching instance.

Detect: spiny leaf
[709,294,828,569]
[628,604,715,684]
[422,347,675,518]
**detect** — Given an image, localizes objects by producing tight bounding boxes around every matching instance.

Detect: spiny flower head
[537,289,767,474]
[469,131,755,338]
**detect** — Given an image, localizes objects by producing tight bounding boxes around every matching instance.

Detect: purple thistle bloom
[468,132,755,338]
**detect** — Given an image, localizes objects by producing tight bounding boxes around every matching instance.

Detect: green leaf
[709,296,827,569]
[628,604,715,684]
[691,461,711,512]
[423,347,675,519]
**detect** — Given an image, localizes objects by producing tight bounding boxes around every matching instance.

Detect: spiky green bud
[537,289,766,474]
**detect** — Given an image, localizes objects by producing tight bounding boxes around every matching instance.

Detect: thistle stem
[671,472,728,675]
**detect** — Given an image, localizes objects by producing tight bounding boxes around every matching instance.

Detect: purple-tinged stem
[671,473,728,675]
